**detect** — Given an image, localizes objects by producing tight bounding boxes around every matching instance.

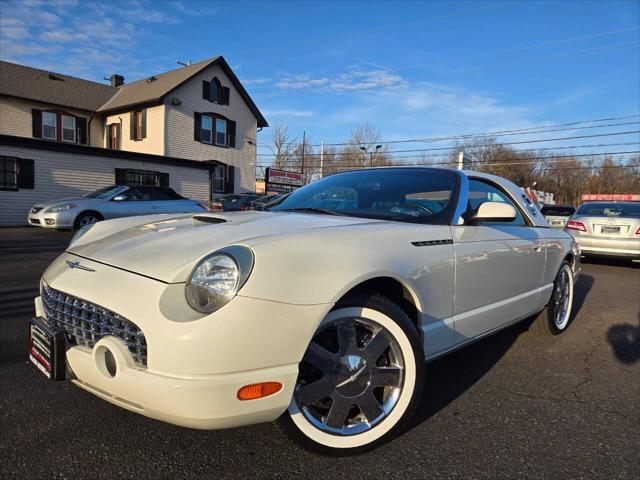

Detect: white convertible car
[29,168,580,454]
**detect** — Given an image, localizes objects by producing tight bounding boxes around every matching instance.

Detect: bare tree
[269,124,296,170]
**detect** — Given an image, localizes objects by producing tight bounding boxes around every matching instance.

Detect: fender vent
[411,239,453,247]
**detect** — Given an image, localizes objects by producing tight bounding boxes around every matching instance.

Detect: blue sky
[0,0,638,158]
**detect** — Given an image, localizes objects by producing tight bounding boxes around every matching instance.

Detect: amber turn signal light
[237,382,283,400]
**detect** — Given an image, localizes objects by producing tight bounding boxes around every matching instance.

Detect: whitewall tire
[277,293,424,454]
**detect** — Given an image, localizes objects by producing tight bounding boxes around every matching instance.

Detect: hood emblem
[65,260,95,272]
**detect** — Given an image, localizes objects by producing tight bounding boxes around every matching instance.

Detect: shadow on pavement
[581,256,639,269]
[607,311,640,365]
[404,271,595,435]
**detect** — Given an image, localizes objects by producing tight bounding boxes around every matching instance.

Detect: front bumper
[36,252,332,429]
[28,209,77,229]
[572,234,640,258]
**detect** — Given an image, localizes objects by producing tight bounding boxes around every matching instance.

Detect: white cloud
[271,69,406,93]
[244,77,272,85]
[174,1,216,16]
[263,109,315,118]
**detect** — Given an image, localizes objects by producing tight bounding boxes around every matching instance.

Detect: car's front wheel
[278,293,424,455]
[74,211,103,230]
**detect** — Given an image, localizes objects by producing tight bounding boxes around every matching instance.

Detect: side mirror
[467,201,516,224]
[112,194,126,202]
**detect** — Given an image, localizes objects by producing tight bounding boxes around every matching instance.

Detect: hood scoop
[192,213,229,224]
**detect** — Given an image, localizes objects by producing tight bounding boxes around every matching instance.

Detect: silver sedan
[566,201,640,259]
[28,185,207,230]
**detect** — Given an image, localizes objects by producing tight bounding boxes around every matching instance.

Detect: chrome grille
[41,282,147,367]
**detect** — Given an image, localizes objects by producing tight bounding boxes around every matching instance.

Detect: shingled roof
[0,57,268,127]
[0,60,117,111]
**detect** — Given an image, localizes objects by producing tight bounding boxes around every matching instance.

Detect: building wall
[164,64,257,192]
[0,95,104,147]
[0,144,210,227]
[105,104,165,155]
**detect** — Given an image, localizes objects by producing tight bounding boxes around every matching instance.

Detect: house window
[115,168,168,187]
[108,123,119,150]
[126,169,160,186]
[212,164,225,193]
[215,118,227,146]
[0,157,18,190]
[201,115,213,143]
[131,110,146,141]
[62,115,76,142]
[42,112,56,140]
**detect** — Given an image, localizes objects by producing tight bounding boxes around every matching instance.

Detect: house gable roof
[0,57,268,127]
[99,56,268,127]
[0,60,117,111]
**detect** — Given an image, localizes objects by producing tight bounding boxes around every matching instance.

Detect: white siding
[105,104,165,155]
[0,95,104,147]
[164,64,257,192]
[0,144,209,227]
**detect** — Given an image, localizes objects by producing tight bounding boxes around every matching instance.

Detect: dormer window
[62,115,76,142]
[42,112,56,140]
[32,109,87,144]
[202,76,230,105]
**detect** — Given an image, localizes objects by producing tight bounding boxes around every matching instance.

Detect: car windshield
[541,206,575,216]
[85,185,125,199]
[576,202,640,218]
[269,168,458,224]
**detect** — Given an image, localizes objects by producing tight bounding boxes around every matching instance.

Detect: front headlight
[185,246,254,313]
[45,203,77,213]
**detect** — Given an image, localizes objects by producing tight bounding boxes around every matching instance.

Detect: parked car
[248,194,282,211]
[541,205,576,228]
[29,168,580,455]
[214,193,260,211]
[27,185,207,230]
[565,201,640,259]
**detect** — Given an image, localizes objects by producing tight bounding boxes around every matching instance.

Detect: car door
[452,178,545,339]
[107,186,157,218]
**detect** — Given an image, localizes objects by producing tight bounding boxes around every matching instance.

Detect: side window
[122,188,152,201]
[468,179,526,226]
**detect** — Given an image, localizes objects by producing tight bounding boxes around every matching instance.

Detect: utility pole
[301,130,306,181]
[320,140,324,179]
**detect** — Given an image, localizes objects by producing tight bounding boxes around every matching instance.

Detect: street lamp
[360,144,382,168]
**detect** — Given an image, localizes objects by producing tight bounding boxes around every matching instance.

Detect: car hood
[67,211,385,283]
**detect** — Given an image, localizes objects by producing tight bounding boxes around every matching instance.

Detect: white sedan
[29,168,580,454]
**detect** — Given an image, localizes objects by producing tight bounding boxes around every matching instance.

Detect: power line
[257,130,640,157]
[255,150,640,168]
[257,115,640,149]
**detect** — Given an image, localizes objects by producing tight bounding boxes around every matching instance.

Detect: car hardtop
[110,185,187,201]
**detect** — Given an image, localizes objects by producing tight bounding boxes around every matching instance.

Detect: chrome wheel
[79,215,99,227]
[552,266,573,330]
[294,316,405,436]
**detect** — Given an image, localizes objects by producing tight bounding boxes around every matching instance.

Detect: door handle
[533,244,543,253]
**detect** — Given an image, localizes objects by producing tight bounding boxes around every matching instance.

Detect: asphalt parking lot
[0,227,638,479]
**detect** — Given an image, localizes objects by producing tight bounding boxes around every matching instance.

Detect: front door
[452,178,545,339]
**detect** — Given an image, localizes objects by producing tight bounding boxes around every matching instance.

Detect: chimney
[110,74,125,87]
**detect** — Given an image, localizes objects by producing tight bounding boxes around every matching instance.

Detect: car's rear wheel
[277,293,424,455]
[533,262,574,335]
[74,211,103,231]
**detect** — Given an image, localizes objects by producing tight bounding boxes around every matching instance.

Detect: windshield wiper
[280,207,342,216]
